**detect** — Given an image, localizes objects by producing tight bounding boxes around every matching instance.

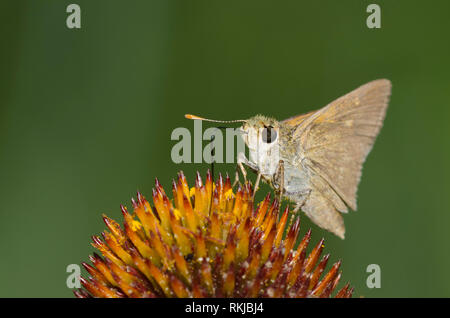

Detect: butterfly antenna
[185,114,246,124]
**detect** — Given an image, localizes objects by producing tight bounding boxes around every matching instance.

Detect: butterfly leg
[291,189,311,218]
[232,162,248,190]
[274,160,285,213]
[232,164,242,188]
[252,171,262,202]
[238,162,248,183]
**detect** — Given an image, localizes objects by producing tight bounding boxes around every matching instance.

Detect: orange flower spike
[169,209,192,255]
[261,226,276,263]
[223,264,235,297]
[223,173,232,193]
[296,274,312,298]
[172,180,186,219]
[346,287,355,298]
[210,187,221,215]
[209,210,221,241]
[149,229,173,270]
[107,262,142,297]
[223,174,234,211]
[91,235,124,267]
[125,227,160,265]
[79,277,106,298]
[172,246,192,285]
[194,232,207,261]
[235,202,250,239]
[157,179,176,213]
[286,248,307,288]
[235,218,250,262]
[309,254,330,290]
[268,249,285,281]
[312,260,341,296]
[89,253,118,287]
[91,276,123,298]
[138,192,153,213]
[90,277,123,298]
[192,278,208,298]
[152,188,171,232]
[246,275,262,298]
[120,205,136,227]
[262,202,278,239]
[304,238,325,273]
[147,261,171,297]
[154,177,167,197]
[240,200,251,224]
[283,217,301,260]
[261,199,277,233]
[170,275,191,298]
[132,195,156,238]
[245,243,262,279]
[205,170,213,213]
[102,215,126,244]
[81,262,108,286]
[178,171,192,206]
[317,272,342,299]
[222,227,237,271]
[140,193,173,246]
[253,193,271,227]
[184,194,199,232]
[331,272,342,294]
[194,172,207,216]
[73,289,91,298]
[231,187,244,218]
[101,231,133,265]
[215,174,224,209]
[296,229,312,257]
[335,283,348,298]
[148,205,173,246]
[106,260,137,286]
[128,247,157,285]
[336,282,352,298]
[121,207,160,265]
[200,259,214,295]
[238,183,251,219]
[274,207,290,248]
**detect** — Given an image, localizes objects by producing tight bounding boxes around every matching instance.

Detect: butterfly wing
[290,79,391,238]
[282,110,316,127]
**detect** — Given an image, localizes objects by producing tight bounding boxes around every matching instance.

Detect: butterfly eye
[262,126,277,143]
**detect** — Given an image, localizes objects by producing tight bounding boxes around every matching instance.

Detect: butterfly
[186,79,392,238]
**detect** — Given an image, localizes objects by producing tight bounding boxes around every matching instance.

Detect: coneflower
[75,170,353,298]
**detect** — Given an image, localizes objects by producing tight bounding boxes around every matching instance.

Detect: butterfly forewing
[297,79,391,210]
[280,79,391,238]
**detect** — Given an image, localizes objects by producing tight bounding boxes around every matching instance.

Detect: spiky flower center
[75,171,353,298]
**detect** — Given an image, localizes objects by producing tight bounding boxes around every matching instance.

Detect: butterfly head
[240,115,280,149]
[240,115,282,176]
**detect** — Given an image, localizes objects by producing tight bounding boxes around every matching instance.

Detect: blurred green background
[1,0,449,297]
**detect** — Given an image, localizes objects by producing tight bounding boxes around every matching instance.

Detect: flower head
[75,170,353,298]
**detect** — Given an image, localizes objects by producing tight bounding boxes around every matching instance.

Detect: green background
[1,0,449,297]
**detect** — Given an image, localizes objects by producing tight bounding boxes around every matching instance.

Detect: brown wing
[296,79,391,212]
[302,190,346,239]
[281,110,316,127]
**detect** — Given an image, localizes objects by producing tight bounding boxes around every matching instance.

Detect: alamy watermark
[171,120,246,164]
[66,264,81,289]
[366,4,381,29]
[66,4,81,29]
[366,264,381,288]
[170,120,280,176]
